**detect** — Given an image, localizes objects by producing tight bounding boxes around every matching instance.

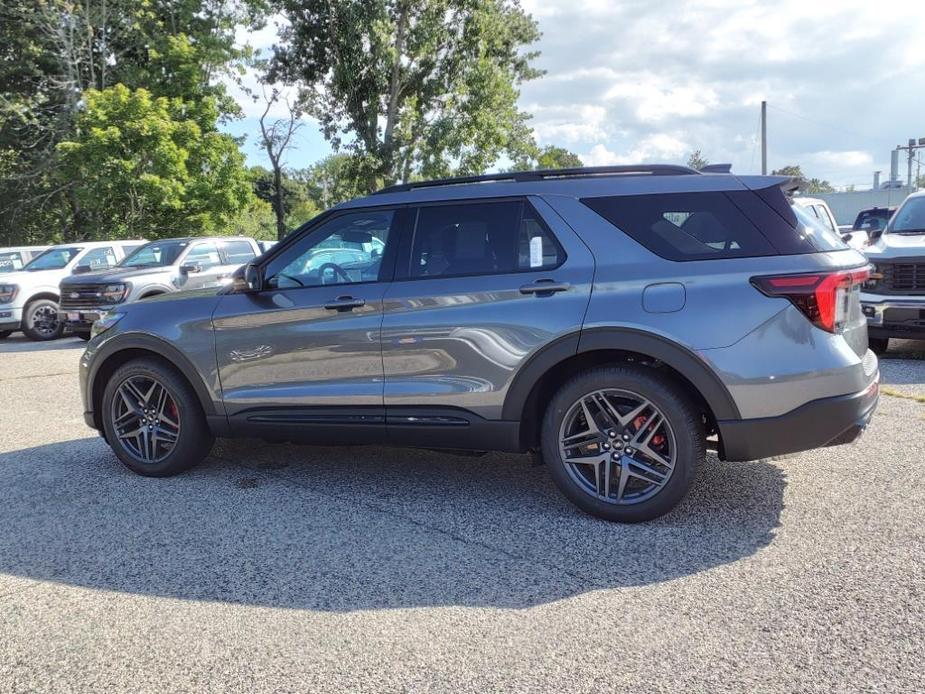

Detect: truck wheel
[869,337,889,355]
[541,365,704,523]
[101,357,215,477]
[22,299,64,341]
[0,331,11,339]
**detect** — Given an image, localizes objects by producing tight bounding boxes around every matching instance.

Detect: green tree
[56,85,254,240]
[686,149,709,170]
[0,0,267,244]
[771,165,834,193]
[534,145,584,170]
[270,0,543,193]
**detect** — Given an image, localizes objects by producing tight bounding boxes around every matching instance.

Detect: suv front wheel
[101,358,215,476]
[541,365,704,523]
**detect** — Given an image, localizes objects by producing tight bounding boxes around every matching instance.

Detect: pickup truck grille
[59,284,110,309]
[880,262,925,294]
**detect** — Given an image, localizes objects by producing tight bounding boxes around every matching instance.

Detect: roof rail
[373,164,701,195]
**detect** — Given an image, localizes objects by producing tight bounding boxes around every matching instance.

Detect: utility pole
[760,100,767,175]
[896,138,925,188]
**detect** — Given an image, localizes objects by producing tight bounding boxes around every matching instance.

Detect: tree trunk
[272,166,286,240]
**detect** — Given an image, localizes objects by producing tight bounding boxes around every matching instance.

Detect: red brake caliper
[632,414,665,451]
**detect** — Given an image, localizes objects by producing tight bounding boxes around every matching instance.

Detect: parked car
[860,191,925,353]
[836,206,897,248]
[59,236,261,340]
[0,246,50,274]
[792,196,852,245]
[80,165,879,522]
[0,240,144,341]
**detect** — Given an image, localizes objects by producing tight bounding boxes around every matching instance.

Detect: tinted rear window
[582,192,776,261]
[582,189,846,260]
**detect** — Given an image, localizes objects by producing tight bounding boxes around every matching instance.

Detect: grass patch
[881,386,925,404]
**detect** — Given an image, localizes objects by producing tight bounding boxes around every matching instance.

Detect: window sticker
[529,236,543,268]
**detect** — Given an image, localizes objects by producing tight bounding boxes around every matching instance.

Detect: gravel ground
[0,334,923,693]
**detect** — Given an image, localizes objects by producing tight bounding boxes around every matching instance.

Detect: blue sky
[222,0,925,189]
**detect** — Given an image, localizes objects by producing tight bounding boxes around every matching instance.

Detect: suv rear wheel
[541,365,704,522]
[22,298,64,341]
[101,358,214,476]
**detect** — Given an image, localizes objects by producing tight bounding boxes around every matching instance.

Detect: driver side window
[265,210,394,289]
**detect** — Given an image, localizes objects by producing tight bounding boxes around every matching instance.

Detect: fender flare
[88,333,219,419]
[501,327,740,421]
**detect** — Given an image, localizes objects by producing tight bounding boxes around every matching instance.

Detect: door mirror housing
[179,262,202,275]
[232,262,262,293]
[72,265,93,275]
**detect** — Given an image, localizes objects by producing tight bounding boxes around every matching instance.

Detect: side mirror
[869,229,884,242]
[841,233,853,243]
[180,262,202,275]
[232,263,262,293]
[72,265,93,275]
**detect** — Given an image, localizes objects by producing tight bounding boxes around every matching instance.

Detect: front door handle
[519,280,570,296]
[324,296,366,311]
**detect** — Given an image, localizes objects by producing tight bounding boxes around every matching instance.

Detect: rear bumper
[861,292,925,340]
[717,373,879,461]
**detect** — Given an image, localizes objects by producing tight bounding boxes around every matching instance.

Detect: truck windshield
[23,247,81,271]
[889,197,925,234]
[121,240,188,268]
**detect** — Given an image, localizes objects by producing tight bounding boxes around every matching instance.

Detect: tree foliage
[56,85,254,240]
[0,0,267,244]
[270,0,543,193]
[686,150,709,170]
[771,165,835,193]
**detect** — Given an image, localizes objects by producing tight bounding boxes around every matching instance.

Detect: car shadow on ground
[0,436,785,611]
[0,334,86,353]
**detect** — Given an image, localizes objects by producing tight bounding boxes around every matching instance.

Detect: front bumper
[717,371,880,461]
[58,305,114,330]
[0,306,23,331]
[860,291,925,340]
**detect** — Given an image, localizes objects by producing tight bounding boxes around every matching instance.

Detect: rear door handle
[324,296,366,311]
[519,280,570,295]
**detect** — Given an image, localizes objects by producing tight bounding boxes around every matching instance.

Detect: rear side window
[582,192,776,261]
[223,240,257,264]
[409,200,563,278]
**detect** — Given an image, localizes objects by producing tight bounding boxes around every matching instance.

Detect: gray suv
[59,237,261,339]
[79,166,880,522]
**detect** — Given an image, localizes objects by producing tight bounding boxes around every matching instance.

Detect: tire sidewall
[23,299,63,341]
[541,366,703,523]
[101,359,213,477]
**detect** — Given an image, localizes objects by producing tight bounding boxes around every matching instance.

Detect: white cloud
[581,133,689,167]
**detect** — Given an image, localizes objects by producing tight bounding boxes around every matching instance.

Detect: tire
[75,330,92,341]
[0,330,11,339]
[869,337,889,355]
[541,365,704,523]
[101,357,215,477]
[22,298,64,341]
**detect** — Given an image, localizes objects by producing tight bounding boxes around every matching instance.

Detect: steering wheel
[317,262,351,285]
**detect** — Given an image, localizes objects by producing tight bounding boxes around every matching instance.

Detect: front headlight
[0,284,18,304]
[863,264,882,290]
[90,311,125,339]
[101,283,130,303]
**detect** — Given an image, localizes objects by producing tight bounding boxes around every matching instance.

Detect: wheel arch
[88,335,218,431]
[504,327,739,449]
[23,290,60,305]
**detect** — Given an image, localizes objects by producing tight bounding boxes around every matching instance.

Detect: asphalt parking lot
[1,335,923,693]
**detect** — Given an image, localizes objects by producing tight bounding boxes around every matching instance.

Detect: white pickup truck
[860,190,925,353]
[0,240,144,341]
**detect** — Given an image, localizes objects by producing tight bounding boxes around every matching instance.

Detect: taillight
[752,267,870,333]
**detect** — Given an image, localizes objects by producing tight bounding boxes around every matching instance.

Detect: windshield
[121,240,188,268]
[889,197,925,234]
[23,247,81,271]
